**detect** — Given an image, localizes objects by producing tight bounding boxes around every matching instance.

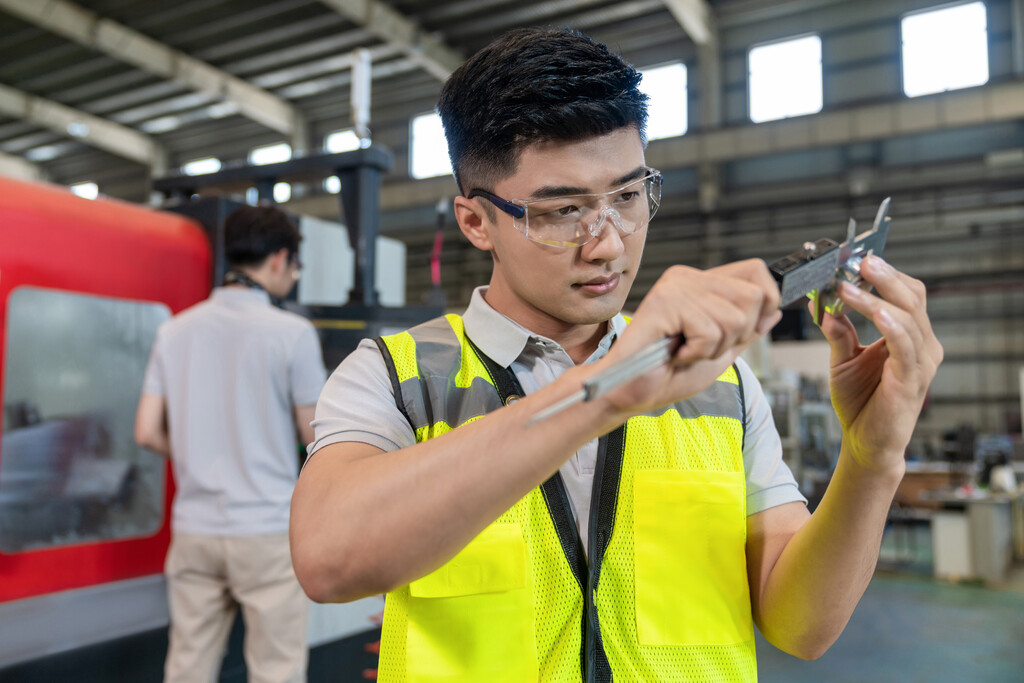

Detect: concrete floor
[755,523,1024,682]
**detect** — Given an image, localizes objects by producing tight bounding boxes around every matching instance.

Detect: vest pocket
[405,523,538,682]
[633,469,753,647]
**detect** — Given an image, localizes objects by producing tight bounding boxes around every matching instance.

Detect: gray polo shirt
[144,287,326,536]
[311,287,804,553]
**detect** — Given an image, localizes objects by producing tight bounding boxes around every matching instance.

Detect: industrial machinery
[0,158,427,678]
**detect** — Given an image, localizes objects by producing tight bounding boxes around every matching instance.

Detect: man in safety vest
[290,27,942,681]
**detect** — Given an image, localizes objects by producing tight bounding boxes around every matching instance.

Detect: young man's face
[479,126,649,337]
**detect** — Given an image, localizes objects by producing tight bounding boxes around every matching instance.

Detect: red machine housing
[0,176,211,602]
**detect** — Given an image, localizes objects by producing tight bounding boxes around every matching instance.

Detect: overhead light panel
[182,157,222,175]
[249,142,291,166]
[70,182,98,199]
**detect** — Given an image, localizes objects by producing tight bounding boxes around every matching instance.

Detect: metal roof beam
[318,0,462,80]
[1013,0,1024,76]
[0,82,165,169]
[0,0,306,145]
[661,0,715,46]
[0,150,42,180]
[662,1,721,210]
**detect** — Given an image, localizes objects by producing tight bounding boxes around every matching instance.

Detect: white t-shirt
[143,287,326,535]
[310,287,805,553]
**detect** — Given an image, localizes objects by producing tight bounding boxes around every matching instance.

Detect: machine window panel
[0,287,170,553]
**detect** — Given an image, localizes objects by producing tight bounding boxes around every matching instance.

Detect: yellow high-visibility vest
[376,314,756,682]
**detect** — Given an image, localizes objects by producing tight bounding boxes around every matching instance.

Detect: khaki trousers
[164,532,309,683]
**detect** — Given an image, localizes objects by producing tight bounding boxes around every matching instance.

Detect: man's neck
[225,268,270,292]
[559,322,610,365]
[481,288,611,365]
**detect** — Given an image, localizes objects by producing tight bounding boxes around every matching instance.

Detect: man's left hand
[815,255,943,474]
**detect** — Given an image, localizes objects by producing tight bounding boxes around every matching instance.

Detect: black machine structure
[155,144,443,371]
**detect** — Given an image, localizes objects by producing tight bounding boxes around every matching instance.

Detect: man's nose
[588,205,627,239]
[583,205,626,260]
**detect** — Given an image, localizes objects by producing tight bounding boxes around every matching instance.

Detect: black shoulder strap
[465,337,589,667]
[466,337,524,407]
[734,362,747,453]
[374,337,415,432]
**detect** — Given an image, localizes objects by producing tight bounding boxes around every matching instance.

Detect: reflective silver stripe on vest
[389,316,743,434]
[646,380,743,421]
[392,318,504,433]
[398,374,503,432]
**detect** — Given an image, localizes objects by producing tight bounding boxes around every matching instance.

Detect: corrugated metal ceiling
[1,0,727,196]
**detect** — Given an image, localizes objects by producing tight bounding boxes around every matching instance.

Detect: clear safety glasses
[468,169,662,248]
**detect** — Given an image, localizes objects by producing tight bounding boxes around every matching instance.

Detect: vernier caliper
[528,197,892,425]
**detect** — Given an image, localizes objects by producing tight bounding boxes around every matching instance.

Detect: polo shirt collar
[462,286,628,368]
[211,285,272,306]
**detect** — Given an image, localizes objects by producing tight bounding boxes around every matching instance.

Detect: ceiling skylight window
[182,157,221,175]
[640,62,688,140]
[748,35,823,123]
[410,112,452,179]
[325,129,360,153]
[249,142,291,166]
[70,182,98,199]
[901,2,989,98]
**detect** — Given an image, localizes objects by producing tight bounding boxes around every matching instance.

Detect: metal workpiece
[804,197,892,325]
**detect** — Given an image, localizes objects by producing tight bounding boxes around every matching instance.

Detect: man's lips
[574,273,621,294]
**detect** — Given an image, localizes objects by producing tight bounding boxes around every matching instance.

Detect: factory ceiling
[0,0,846,196]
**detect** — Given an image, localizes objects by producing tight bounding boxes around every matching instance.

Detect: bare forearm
[291,363,628,603]
[294,404,316,447]
[755,448,904,659]
[139,433,171,457]
[135,393,171,457]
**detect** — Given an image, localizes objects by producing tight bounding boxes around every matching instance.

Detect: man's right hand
[598,259,781,418]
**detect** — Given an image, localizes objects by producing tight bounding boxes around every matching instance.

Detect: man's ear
[454,196,494,251]
[268,247,290,274]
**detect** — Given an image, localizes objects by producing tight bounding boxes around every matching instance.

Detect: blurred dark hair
[437,27,649,195]
[224,205,301,267]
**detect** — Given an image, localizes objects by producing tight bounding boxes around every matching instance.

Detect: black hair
[223,204,302,268]
[437,27,649,195]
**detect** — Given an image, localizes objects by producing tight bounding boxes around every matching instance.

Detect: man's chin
[557,296,627,325]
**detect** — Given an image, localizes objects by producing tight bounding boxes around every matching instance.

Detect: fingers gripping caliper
[773,197,892,326]
[528,198,892,425]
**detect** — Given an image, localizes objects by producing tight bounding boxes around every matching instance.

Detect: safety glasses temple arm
[466,189,526,219]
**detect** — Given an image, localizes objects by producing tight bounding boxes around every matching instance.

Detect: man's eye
[554,204,580,216]
[617,191,640,202]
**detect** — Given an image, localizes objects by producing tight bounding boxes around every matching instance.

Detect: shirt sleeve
[307,338,416,459]
[737,358,808,515]
[141,329,165,396]
[289,322,328,407]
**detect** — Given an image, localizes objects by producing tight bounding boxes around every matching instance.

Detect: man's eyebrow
[527,184,589,200]
[526,166,649,200]
[610,166,648,187]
